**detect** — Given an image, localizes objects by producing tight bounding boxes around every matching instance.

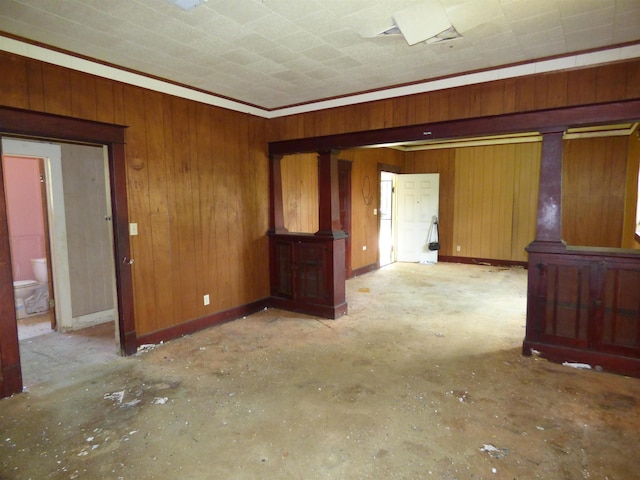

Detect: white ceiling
[1,0,639,111]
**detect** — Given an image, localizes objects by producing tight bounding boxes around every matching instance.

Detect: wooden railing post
[316,150,342,236]
[531,129,566,249]
[269,153,287,234]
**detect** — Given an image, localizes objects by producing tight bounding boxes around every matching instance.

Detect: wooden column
[317,150,342,236]
[269,153,287,234]
[530,129,566,250]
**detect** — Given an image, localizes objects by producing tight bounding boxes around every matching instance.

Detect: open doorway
[378,170,440,267]
[1,138,120,388]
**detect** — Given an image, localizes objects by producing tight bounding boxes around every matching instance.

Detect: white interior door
[395,173,439,263]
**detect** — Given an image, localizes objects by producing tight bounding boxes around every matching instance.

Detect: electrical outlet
[456,245,461,252]
[203,294,210,306]
[362,245,367,251]
[373,208,377,215]
[129,223,138,236]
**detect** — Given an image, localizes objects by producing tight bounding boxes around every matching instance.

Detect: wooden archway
[268,99,640,376]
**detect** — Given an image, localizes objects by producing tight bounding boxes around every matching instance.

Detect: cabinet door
[295,243,328,303]
[273,240,294,298]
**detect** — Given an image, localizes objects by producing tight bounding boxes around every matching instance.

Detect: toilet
[31,257,48,283]
[13,258,49,318]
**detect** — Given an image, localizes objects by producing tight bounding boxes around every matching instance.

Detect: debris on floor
[480,444,509,458]
[562,362,592,370]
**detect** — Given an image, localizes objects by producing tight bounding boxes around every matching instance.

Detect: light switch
[374,208,378,215]
[129,223,138,236]
[203,294,210,306]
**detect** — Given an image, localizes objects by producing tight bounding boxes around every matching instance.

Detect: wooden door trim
[338,159,352,278]
[377,163,401,269]
[0,106,135,398]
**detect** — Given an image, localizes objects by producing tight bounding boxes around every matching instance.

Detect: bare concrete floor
[1,262,638,479]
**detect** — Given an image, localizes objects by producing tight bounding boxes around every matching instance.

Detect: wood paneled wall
[407,143,540,262]
[1,49,639,339]
[562,137,629,248]
[0,52,270,337]
[283,137,635,265]
[404,149,456,256]
[279,148,403,271]
[268,60,640,143]
[623,131,640,250]
[453,143,541,261]
[281,154,318,233]
[339,148,404,270]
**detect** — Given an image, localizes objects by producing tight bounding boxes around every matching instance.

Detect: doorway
[0,107,135,398]
[1,138,120,387]
[378,172,440,266]
[396,173,440,264]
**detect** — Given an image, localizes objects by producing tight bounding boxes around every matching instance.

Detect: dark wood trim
[0,150,22,397]
[316,150,342,236]
[338,159,352,279]
[352,263,378,277]
[0,106,126,144]
[268,232,347,319]
[524,242,640,377]
[269,296,348,320]
[268,154,287,234]
[523,341,640,378]
[377,163,402,174]
[535,131,565,243]
[269,99,640,155]
[0,106,134,397]
[438,256,528,269]
[137,298,269,346]
[108,142,137,356]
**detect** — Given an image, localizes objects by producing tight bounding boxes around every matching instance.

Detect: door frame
[377,163,401,268]
[2,143,61,330]
[37,157,56,330]
[338,159,352,278]
[0,106,135,398]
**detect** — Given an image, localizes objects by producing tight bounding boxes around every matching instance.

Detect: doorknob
[123,257,134,265]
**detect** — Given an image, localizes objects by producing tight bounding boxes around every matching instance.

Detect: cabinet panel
[269,233,346,319]
[296,243,327,303]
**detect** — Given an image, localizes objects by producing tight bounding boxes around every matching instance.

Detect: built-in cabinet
[524,245,640,376]
[269,232,347,319]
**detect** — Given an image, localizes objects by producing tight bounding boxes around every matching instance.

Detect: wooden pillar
[317,150,341,236]
[530,129,566,250]
[269,153,287,234]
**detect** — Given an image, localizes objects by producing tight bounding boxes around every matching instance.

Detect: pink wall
[2,156,46,281]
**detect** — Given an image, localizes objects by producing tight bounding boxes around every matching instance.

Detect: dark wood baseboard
[351,263,378,277]
[136,298,269,347]
[438,255,527,268]
[523,340,640,378]
[269,296,348,319]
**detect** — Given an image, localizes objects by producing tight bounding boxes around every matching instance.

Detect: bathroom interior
[2,138,121,386]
